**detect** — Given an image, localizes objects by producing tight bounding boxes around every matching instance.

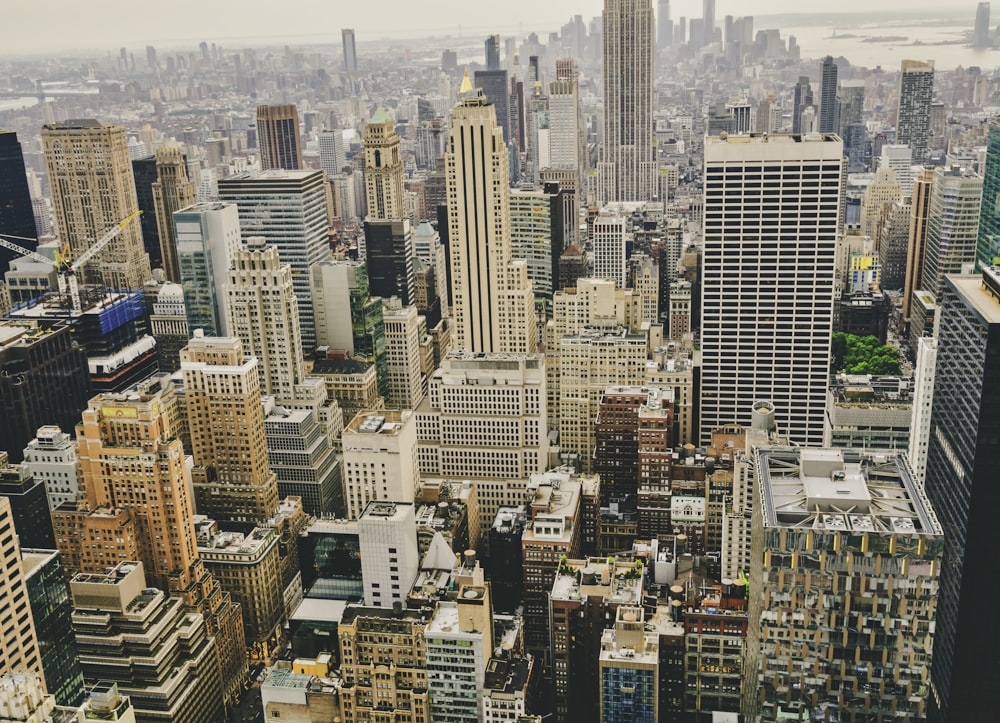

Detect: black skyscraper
[792,76,813,134]
[484,34,501,70]
[132,155,162,267]
[363,219,415,306]
[0,466,56,550]
[924,268,1000,722]
[818,56,839,134]
[475,70,512,146]
[0,131,38,273]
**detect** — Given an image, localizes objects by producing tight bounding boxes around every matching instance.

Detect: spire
[459,66,473,95]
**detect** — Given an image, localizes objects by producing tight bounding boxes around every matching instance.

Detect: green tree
[831,332,901,375]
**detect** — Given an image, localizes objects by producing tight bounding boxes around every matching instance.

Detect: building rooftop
[756,447,942,535]
[345,410,410,435]
[550,557,645,607]
[311,357,373,376]
[955,268,1000,324]
[20,548,58,579]
[483,654,532,695]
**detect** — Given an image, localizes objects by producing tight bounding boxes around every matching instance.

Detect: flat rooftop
[756,447,942,535]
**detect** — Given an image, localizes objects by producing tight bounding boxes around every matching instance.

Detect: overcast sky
[3,2,966,56]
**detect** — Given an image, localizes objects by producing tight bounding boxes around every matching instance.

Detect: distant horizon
[0,3,979,58]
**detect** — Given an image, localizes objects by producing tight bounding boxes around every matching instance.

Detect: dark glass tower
[976,121,1000,269]
[474,70,511,145]
[0,131,37,273]
[132,155,162,267]
[22,548,85,706]
[818,56,839,134]
[363,219,415,307]
[0,462,55,550]
[924,268,1000,722]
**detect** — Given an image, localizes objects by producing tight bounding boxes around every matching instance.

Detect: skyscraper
[256,104,303,171]
[182,334,279,525]
[446,82,536,354]
[702,0,715,46]
[342,29,357,72]
[357,501,419,608]
[474,69,512,146]
[904,168,935,321]
[484,34,501,69]
[599,0,656,203]
[0,131,37,274]
[41,120,151,289]
[152,145,197,282]
[791,76,813,135]
[657,0,672,49]
[218,170,333,352]
[923,267,1000,722]
[363,109,406,221]
[701,133,843,446]
[818,55,839,133]
[0,497,42,680]
[591,211,627,287]
[318,129,346,175]
[896,59,934,164]
[921,166,982,299]
[974,2,991,49]
[976,120,1000,269]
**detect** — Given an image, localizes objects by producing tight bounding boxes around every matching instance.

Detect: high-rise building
[174,202,241,337]
[218,170,333,352]
[791,76,813,135]
[896,60,934,164]
[908,336,937,485]
[20,549,84,706]
[363,109,406,221]
[657,0,672,49]
[509,187,566,315]
[599,0,656,203]
[0,131,37,274]
[22,426,80,511]
[880,144,914,197]
[591,212,628,287]
[182,334,279,525]
[256,104,303,171]
[382,302,427,409]
[446,82,536,354]
[599,606,659,723]
[818,55,839,133]
[701,133,843,446]
[0,497,42,680]
[548,74,582,181]
[363,219,416,306]
[41,120,151,289]
[0,320,91,465]
[342,28,357,72]
[839,80,866,171]
[342,411,418,520]
[0,456,55,550]
[976,121,1000,270]
[701,0,715,46]
[921,166,982,299]
[923,268,1000,722]
[70,561,226,723]
[151,146,197,282]
[485,34,501,69]
[473,69,512,147]
[903,168,935,321]
[357,500,419,608]
[745,447,942,721]
[318,129,346,175]
[975,2,991,49]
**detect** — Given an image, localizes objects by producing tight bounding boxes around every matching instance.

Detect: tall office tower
[311,260,389,371]
[0,131,36,273]
[657,0,671,49]
[599,607,659,723]
[414,352,548,538]
[343,411,418,520]
[921,166,982,299]
[975,2,991,48]
[144,280,189,372]
[363,109,406,220]
[218,169,333,352]
[70,562,226,723]
[41,120,151,290]
[0,320,91,465]
[318,129,346,175]
[976,121,1000,269]
[485,34,501,69]
[701,133,843,446]
[923,268,1000,721]
[357,501,419,608]
[338,605,433,723]
[896,60,934,164]
[510,187,565,316]
[382,303,427,409]
[182,334,279,525]
[630,254,660,325]
[839,80,866,170]
[427,579,494,723]
[878,200,912,290]
[521,470,584,652]
[599,0,656,203]
[791,76,813,135]
[151,146,196,282]
[473,69,512,146]
[549,74,582,176]
[446,84,537,354]
[701,0,715,45]
[20,549,84,706]
[744,447,942,721]
[908,336,936,485]
[342,29,357,72]
[591,212,628,287]
[225,238,305,401]
[860,165,901,240]
[256,104,303,171]
[903,168,935,321]
[0,456,56,549]
[818,55,839,133]
[412,221,449,315]
[0,497,42,680]
[363,220,416,306]
[23,426,80,511]
[174,202,241,337]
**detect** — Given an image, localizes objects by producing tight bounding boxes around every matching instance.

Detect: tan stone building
[0,497,42,681]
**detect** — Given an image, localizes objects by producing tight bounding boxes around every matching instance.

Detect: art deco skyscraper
[599,0,656,203]
[256,104,303,171]
[152,145,196,282]
[701,133,843,446]
[0,496,42,680]
[896,60,934,164]
[363,109,406,221]
[41,120,151,289]
[446,81,536,353]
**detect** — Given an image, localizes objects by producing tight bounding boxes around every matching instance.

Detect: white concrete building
[909,336,937,486]
[591,212,628,288]
[342,411,418,520]
[357,500,419,609]
[23,426,80,511]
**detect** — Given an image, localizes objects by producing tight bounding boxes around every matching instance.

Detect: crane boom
[68,210,141,272]
[0,236,52,267]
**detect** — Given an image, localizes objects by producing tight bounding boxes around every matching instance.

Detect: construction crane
[0,210,141,314]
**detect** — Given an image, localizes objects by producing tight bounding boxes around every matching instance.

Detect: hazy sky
[4,1,966,56]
